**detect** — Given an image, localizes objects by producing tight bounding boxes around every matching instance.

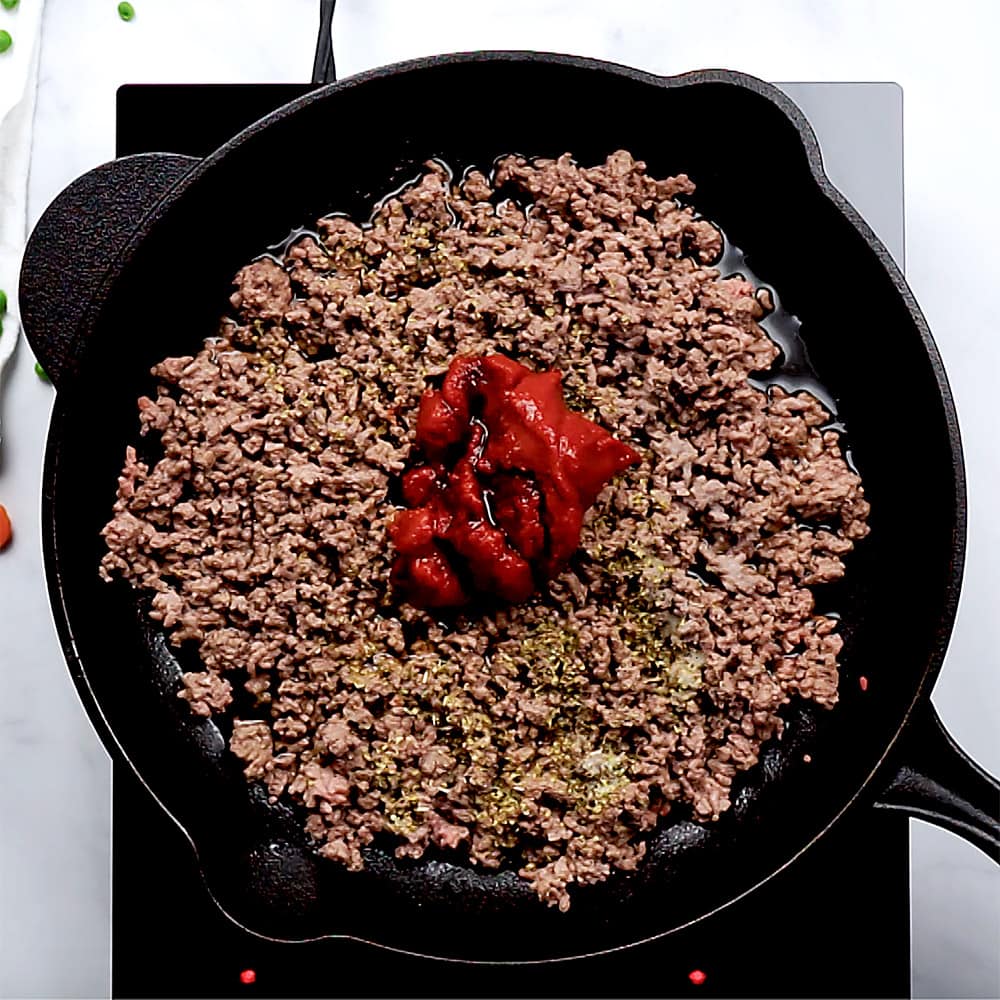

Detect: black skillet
[18,19,999,963]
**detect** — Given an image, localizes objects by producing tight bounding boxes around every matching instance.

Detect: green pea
[0,30,11,53]
[117,2,135,20]
[0,290,7,315]
[0,0,19,10]
[35,362,50,383]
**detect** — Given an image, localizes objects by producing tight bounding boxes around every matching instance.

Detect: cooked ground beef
[100,151,869,910]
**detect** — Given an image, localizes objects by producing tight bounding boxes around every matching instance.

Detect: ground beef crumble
[100,151,869,910]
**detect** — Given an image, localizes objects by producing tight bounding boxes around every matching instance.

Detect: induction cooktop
[110,81,909,1000]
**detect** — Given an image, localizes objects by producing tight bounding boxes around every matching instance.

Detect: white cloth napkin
[0,0,45,429]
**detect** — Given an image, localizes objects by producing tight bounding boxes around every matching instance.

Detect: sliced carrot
[0,504,11,550]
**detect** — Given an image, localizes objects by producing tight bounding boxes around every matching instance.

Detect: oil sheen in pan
[717,235,857,471]
[718,236,836,412]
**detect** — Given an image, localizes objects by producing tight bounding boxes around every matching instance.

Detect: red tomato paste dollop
[390,354,641,609]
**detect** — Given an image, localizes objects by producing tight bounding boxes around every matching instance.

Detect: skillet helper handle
[19,152,197,391]
[874,701,1000,860]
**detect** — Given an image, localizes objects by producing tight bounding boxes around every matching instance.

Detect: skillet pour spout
[18,55,999,957]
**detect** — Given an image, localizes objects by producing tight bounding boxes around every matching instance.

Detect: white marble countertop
[1,1,997,997]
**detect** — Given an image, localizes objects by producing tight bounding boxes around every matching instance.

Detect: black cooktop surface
[111,84,910,1000]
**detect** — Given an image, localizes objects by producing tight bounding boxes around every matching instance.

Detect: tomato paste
[390,354,640,609]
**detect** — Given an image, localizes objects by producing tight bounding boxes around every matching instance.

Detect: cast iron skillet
[19,48,999,961]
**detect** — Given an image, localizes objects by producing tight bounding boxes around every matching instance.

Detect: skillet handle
[874,701,1000,860]
[19,152,197,391]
